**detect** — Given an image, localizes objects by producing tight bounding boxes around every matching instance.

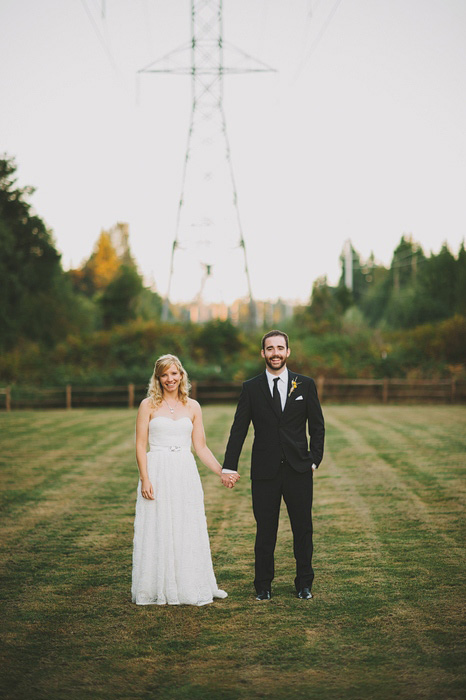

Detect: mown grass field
[0,405,465,700]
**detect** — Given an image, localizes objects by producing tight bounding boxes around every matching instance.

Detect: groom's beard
[265,355,287,371]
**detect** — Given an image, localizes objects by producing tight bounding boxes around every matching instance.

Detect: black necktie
[273,377,282,413]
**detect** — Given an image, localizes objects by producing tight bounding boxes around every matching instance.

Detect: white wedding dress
[131,416,227,606]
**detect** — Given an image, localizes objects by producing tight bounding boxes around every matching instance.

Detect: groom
[222,330,325,600]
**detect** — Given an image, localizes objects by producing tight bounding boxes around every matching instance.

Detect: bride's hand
[221,472,240,488]
[141,478,155,500]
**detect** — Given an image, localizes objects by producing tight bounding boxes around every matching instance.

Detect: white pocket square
[295,395,304,401]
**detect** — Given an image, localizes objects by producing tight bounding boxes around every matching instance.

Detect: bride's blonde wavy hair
[147,354,190,407]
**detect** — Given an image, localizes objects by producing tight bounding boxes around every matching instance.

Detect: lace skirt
[131,447,227,605]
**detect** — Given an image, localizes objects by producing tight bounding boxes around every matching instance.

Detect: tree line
[300,237,465,332]
[0,155,464,386]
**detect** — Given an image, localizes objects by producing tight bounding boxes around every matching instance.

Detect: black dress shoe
[297,587,313,599]
[255,590,271,601]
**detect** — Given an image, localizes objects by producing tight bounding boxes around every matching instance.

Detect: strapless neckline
[150,415,193,425]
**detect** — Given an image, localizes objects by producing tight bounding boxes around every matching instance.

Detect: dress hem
[132,590,228,607]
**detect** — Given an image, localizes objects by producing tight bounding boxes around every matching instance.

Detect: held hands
[141,478,155,500]
[221,472,240,489]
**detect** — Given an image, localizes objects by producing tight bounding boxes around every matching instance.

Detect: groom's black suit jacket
[224,370,325,479]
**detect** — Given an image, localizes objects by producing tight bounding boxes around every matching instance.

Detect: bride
[131,353,239,605]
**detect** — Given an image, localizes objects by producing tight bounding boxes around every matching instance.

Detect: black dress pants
[251,460,314,593]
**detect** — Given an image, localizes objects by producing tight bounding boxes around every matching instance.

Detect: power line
[80,0,118,73]
[351,255,429,272]
[292,0,344,82]
[140,0,154,59]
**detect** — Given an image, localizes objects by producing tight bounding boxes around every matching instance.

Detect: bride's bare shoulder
[187,397,201,417]
[138,397,153,415]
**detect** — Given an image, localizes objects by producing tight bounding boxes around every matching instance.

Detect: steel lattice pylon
[139,0,274,322]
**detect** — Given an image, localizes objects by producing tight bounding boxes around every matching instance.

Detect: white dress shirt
[265,367,288,410]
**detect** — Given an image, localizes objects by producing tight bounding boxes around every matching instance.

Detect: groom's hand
[221,472,240,488]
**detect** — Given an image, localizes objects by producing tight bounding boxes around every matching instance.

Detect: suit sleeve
[307,379,325,468]
[223,383,252,472]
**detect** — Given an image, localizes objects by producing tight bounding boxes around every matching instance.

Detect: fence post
[451,378,456,404]
[191,380,198,400]
[383,378,389,404]
[128,383,135,409]
[66,384,72,410]
[316,376,325,402]
[6,386,11,412]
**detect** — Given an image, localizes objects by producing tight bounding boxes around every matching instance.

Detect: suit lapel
[282,370,295,416]
[259,371,282,419]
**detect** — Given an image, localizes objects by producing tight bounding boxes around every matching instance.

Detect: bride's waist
[148,445,191,452]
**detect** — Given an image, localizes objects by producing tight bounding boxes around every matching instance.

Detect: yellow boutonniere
[288,376,302,398]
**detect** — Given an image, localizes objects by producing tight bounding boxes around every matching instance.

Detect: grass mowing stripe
[0,440,132,529]
[315,408,464,699]
[350,407,466,467]
[355,418,465,549]
[326,412,465,558]
[1,406,465,699]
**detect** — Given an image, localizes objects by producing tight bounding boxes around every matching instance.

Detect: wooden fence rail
[1,378,465,411]
[316,377,462,404]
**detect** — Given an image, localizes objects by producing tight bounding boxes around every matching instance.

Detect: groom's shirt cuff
[223,466,316,472]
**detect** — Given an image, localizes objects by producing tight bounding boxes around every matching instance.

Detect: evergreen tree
[99,264,144,328]
[455,242,466,315]
[0,156,89,349]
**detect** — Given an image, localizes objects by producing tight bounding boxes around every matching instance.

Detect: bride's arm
[135,398,155,499]
[191,401,239,485]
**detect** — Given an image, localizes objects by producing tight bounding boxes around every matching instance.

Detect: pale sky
[1,0,465,304]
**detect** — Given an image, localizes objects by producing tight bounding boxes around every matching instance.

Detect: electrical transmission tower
[138,0,274,323]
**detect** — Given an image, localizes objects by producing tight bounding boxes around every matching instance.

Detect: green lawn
[0,406,465,700]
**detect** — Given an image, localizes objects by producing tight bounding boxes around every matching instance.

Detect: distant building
[173,297,296,326]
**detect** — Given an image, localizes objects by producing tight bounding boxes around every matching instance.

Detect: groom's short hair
[261,330,289,350]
